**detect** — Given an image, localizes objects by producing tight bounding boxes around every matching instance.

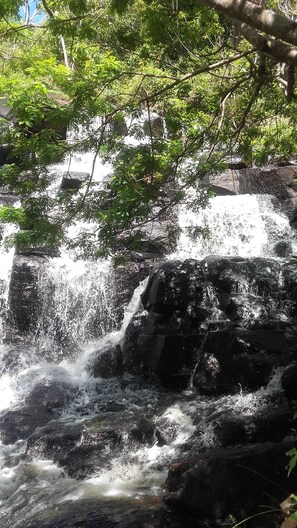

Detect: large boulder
[165,436,297,527]
[0,405,59,444]
[87,344,123,378]
[122,257,297,390]
[0,379,77,444]
[60,171,90,191]
[212,407,294,447]
[193,326,296,395]
[26,413,156,478]
[281,362,297,400]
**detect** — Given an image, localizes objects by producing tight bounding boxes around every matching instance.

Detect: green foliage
[287,402,297,477]
[0,0,296,253]
[0,0,22,18]
[0,205,25,225]
[287,448,297,477]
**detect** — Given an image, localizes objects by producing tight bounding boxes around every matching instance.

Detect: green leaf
[287,448,297,477]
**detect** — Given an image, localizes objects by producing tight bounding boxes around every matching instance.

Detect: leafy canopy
[0,0,297,254]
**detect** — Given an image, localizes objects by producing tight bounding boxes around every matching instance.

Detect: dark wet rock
[0,370,76,447]
[281,362,297,399]
[110,117,128,137]
[38,522,84,528]
[85,512,117,527]
[213,407,293,447]
[60,171,90,191]
[0,144,17,166]
[112,225,177,326]
[123,257,297,389]
[25,380,77,410]
[36,506,198,528]
[0,405,59,444]
[86,507,194,528]
[165,435,297,526]
[26,420,82,458]
[122,313,149,375]
[129,416,157,444]
[87,345,123,378]
[26,414,156,478]
[36,518,86,528]
[123,320,203,389]
[274,240,293,257]
[15,245,60,258]
[7,255,46,334]
[228,161,247,170]
[139,333,203,389]
[143,115,164,137]
[27,418,121,477]
[113,261,152,324]
[141,260,202,311]
[290,210,297,227]
[203,255,282,300]
[193,328,287,395]
[236,322,296,352]
[281,265,297,316]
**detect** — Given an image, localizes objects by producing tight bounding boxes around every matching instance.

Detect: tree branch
[201,0,297,48]
[235,20,297,65]
[41,0,54,18]
[138,48,256,104]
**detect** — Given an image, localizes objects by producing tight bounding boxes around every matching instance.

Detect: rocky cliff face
[122,256,297,526]
[122,256,297,391]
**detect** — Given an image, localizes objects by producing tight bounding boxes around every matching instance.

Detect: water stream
[173,193,297,259]
[0,160,296,526]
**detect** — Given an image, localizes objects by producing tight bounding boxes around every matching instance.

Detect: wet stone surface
[26,413,157,478]
[123,257,297,391]
[1,254,297,528]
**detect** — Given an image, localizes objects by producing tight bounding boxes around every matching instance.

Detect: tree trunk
[201,0,297,48]
[234,20,297,65]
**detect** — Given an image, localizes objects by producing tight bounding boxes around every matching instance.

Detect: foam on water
[0,372,16,412]
[0,379,196,527]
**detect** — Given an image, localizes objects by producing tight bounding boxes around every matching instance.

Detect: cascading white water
[0,270,197,527]
[1,115,296,526]
[173,194,297,260]
[36,253,116,354]
[0,225,16,342]
[49,118,112,186]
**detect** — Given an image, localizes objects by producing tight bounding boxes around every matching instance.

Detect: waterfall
[36,253,116,354]
[173,193,297,260]
[1,129,297,527]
